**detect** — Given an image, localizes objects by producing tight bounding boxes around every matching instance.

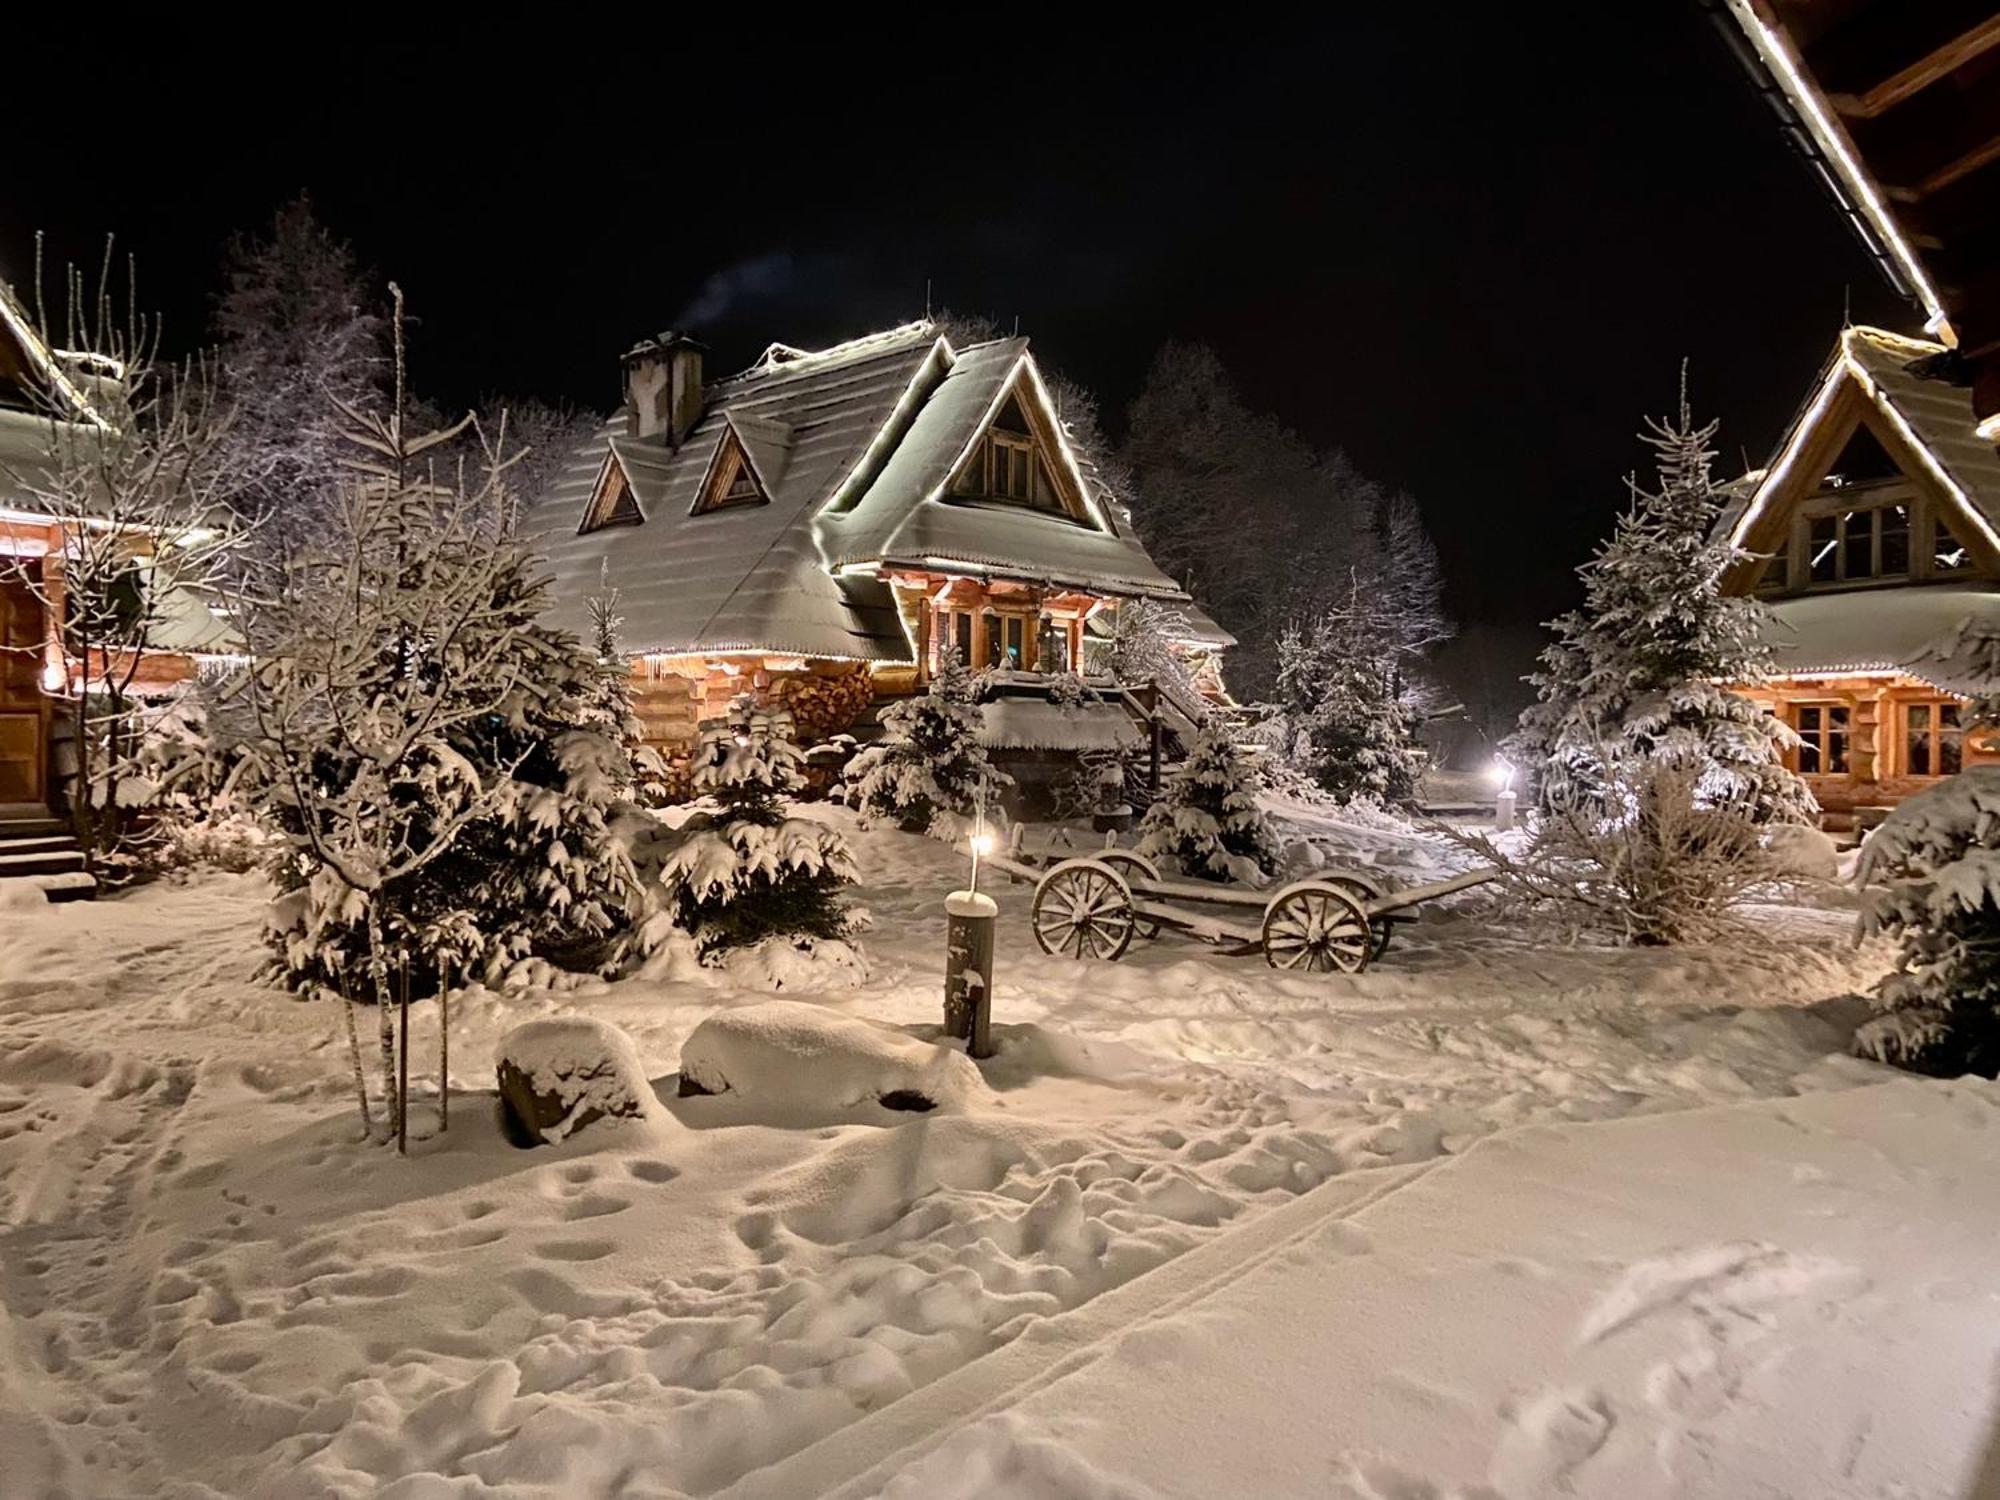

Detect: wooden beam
[1830,14,2000,119]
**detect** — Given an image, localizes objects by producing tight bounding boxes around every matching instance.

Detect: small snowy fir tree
[1856,618,2000,1075]
[846,648,1009,835]
[1274,580,1424,806]
[1509,371,1813,825]
[1856,769,2000,1076]
[653,698,856,953]
[580,580,672,807]
[1137,722,1281,882]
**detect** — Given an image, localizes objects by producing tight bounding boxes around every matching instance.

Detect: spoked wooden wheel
[1260,881,1374,973]
[1032,858,1137,962]
[1323,873,1394,962]
[1095,850,1163,938]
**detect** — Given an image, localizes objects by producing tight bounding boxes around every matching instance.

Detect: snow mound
[1763,822,1839,882]
[678,1001,988,1114]
[494,1016,655,1145]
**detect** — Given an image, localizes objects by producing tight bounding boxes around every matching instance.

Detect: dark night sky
[6,6,1908,659]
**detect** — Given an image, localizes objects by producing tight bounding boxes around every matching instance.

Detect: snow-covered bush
[494,1017,654,1146]
[1508,377,1813,827]
[1456,755,1780,945]
[1137,722,1281,882]
[846,649,1010,835]
[580,582,672,808]
[1856,769,2000,1075]
[646,697,857,954]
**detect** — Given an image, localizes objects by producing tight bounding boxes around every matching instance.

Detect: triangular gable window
[947,374,1092,523]
[579,456,643,533]
[1824,424,1898,488]
[692,426,769,515]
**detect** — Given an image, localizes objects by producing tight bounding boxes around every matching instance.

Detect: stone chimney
[621,331,706,446]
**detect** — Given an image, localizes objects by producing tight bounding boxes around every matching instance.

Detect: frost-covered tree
[1104,597,1203,712]
[238,289,633,1142]
[0,243,242,878]
[1508,372,1812,826]
[579,579,671,807]
[1137,722,1280,882]
[1274,578,1425,806]
[846,648,1009,835]
[1122,342,1392,696]
[1855,770,2000,1075]
[652,697,855,953]
[212,195,382,553]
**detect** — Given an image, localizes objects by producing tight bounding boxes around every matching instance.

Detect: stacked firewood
[775,668,875,743]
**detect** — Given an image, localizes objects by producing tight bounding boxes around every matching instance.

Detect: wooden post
[1146,677,1162,793]
[438,953,450,1133]
[944,890,998,1060]
[397,957,410,1156]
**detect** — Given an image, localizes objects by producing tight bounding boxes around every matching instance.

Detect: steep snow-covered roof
[1762,585,2000,690]
[524,323,1190,662]
[1719,326,2000,552]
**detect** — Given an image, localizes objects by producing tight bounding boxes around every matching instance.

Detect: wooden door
[0,568,47,803]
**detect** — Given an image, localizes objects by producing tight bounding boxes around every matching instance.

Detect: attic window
[693,430,768,515]
[580,459,643,533]
[949,389,1081,518]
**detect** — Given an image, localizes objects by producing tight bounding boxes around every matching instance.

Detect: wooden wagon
[993,835,1494,973]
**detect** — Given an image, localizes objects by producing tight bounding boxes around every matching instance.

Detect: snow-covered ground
[0,808,1955,1499]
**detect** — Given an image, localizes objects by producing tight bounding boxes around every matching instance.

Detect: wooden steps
[0,812,95,902]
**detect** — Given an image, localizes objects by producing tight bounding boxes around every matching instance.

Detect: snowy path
[820,1077,2000,1500]
[0,818,1908,1497]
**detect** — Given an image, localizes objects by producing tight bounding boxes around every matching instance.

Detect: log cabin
[1719,324,2000,829]
[0,281,225,824]
[1709,0,2000,829]
[526,322,1229,772]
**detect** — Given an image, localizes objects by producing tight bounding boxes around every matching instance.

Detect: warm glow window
[1906,702,1962,777]
[1793,704,1849,774]
[1806,504,1908,585]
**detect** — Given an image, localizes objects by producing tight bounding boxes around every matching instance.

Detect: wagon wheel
[1322,873,1394,962]
[1096,850,1163,939]
[1261,881,1374,974]
[1032,858,1137,962]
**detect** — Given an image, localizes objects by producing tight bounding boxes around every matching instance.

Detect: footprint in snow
[1488,1388,1615,1495]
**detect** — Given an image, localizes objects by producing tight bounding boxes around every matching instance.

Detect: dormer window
[691,426,769,515]
[948,390,1083,519]
[579,456,643,533]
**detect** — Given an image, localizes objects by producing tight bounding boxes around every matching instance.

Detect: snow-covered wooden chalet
[527,322,1229,759]
[1719,325,2000,827]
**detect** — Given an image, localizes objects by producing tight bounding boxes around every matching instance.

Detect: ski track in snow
[0,816,1895,1498]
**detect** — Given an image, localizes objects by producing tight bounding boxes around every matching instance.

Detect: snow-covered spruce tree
[652,697,856,954]
[1508,373,1812,825]
[212,195,383,554]
[239,289,634,1140]
[1274,578,1425,806]
[1854,769,2000,1075]
[579,580,672,807]
[847,648,1010,835]
[1137,722,1281,882]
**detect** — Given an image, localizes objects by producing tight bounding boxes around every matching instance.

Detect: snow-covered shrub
[1137,722,1281,882]
[1508,378,1813,827]
[846,649,1009,835]
[494,1017,654,1146]
[1456,756,1780,945]
[646,697,857,955]
[1855,769,2000,1075]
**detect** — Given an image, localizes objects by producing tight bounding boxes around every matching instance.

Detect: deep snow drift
[0,808,1935,1498]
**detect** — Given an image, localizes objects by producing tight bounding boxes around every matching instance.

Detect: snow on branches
[1509,370,1812,827]
[846,648,1010,836]
[642,697,857,957]
[1137,722,1281,883]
